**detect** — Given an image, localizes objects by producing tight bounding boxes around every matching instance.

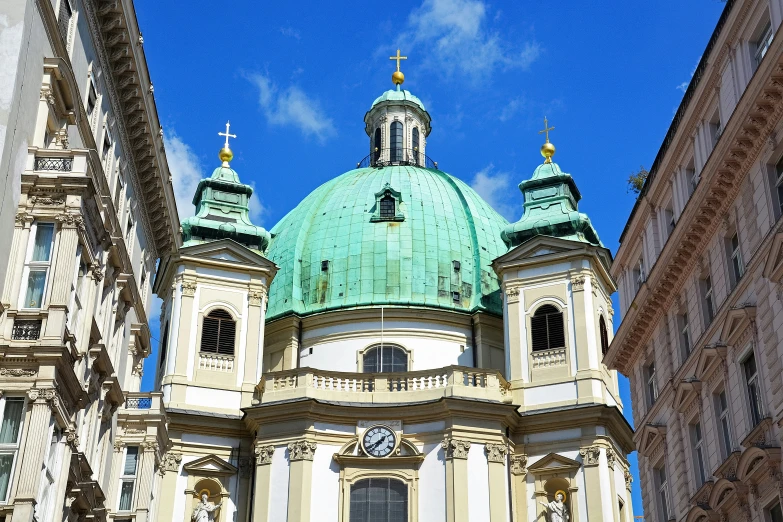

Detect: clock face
[362,425,396,457]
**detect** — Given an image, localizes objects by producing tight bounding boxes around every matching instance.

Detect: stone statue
[192,493,222,522]
[539,491,569,522]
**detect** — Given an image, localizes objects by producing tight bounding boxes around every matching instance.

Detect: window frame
[714,389,733,460]
[360,344,409,373]
[678,312,691,361]
[19,221,57,310]
[349,477,408,522]
[742,351,764,427]
[0,395,27,504]
[599,314,610,357]
[729,232,744,284]
[37,420,63,522]
[701,275,715,326]
[645,361,658,408]
[199,308,237,356]
[654,463,671,522]
[117,445,139,512]
[690,420,707,487]
[753,20,774,68]
[390,121,403,162]
[530,304,566,352]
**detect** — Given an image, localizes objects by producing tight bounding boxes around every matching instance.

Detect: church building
[149,55,634,522]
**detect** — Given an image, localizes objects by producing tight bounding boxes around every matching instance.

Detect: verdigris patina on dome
[370,89,427,112]
[265,165,509,320]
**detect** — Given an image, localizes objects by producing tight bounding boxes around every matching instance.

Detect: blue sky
[137,0,728,515]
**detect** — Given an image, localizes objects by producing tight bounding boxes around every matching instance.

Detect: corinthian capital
[255,444,275,465]
[288,440,317,461]
[441,436,470,460]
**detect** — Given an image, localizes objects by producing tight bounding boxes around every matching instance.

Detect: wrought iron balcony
[34,156,73,172]
[258,365,510,405]
[11,319,42,340]
[125,397,152,409]
[357,148,438,169]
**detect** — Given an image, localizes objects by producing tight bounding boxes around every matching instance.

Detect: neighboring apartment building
[605,1,783,521]
[0,1,178,522]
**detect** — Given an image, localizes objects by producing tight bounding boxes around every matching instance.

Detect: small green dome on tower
[370,89,427,112]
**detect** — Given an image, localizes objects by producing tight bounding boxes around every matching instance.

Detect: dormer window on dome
[371,183,404,223]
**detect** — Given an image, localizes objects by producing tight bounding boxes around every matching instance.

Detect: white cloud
[470,164,518,221]
[676,56,701,92]
[164,132,265,223]
[280,26,301,40]
[245,72,335,143]
[499,97,524,121]
[399,0,539,84]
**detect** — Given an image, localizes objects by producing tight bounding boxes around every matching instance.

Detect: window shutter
[200,309,235,356]
[530,314,549,351]
[531,305,564,351]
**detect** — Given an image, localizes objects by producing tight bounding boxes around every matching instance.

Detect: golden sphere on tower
[219,146,233,164]
[392,70,405,85]
[540,142,555,162]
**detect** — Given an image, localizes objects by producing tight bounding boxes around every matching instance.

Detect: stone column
[485,443,508,522]
[3,213,33,309]
[157,451,183,522]
[286,440,316,522]
[10,389,56,522]
[252,445,275,522]
[106,440,126,510]
[509,454,528,521]
[623,469,634,522]
[174,279,197,379]
[42,215,82,340]
[134,440,158,522]
[75,265,102,353]
[442,437,470,522]
[242,289,264,405]
[504,285,524,382]
[579,446,605,520]
[606,448,620,522]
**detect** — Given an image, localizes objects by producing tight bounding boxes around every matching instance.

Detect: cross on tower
[389,49,407,71]
[218,121,237,149]
[538,117,554,143]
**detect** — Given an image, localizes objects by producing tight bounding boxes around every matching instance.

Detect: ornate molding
[55,212,85,231]
[248,288,266,306]
[287,440,317,461]
[26,387,57,403]
[238,457,253,478]
[571,275,586,291]
[485,443,507,463]
[510,454,528,476]
[441,436,470,460]
[65,426,80,451]
[29,195,65,206]
[162,452,182,472]
[624,470,633,491]
[255,444,275,465]
[113,440,125,452]
[15,211,33,225]
[143,440,159,452]
[0,368,37,377]
[90,262,104,281]
[579,446,600,466]
[181,281,197,297]
[606,447,616,469]
[505,286,521,304]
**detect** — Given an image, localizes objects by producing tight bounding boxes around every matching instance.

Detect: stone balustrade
[258,365,511,404]
[531,347,567,369]
[198,352,234,372]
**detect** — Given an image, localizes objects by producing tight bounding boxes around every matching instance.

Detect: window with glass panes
[22,222,55,309]
[363,345,407,373]
[775,156,783,218]
[770,502,783,522]
[118,446,138,511]
[68,248,87,332]
[715,390,733,459]
[678,313,691,359]
[349,478,407,522]
[0,397,25,502]
[412,127,419,164]
[743,352,763,427]
[655,465,670,522]
[702,276,714,325]
[379,194,396,220]
[390,121,403,162]
[730,233,744,283]
[37,421,62,522]
[646,362,658,407]
[754,21,774,67]
[690,421,707,486]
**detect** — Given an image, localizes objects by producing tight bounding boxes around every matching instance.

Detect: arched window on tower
[374,127,382,164]
[362,344,408,373]
[599,315,609,357]
[412,127,420,165]
[530,304,565,352]
[350,478,408,522]
[200,309,236,356]
[390,121,403,162]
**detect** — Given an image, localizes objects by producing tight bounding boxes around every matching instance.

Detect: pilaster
[134,440,158,522]
[607,448,620,522]
[504,284,524,382]
[286,440,316,522]
[3,215,32,308]
[252,444,274,522]
[579,446,605,520]
[509,454,529,522]
[485,443,507,522]
[174,278,196,379]
[442,436,470,522]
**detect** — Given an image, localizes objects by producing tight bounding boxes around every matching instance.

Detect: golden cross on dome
[389,49,407,72]
[218,121,237,149]
[538,117,554,143]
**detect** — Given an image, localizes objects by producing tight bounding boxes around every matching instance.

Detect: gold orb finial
[538,117,555,164]
[392,70,405,85]
[219,147,233,164]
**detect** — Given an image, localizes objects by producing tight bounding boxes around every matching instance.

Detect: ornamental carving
[579,446,600,466]
[27,387,56,403]
[56,213,85,231]
[255,444,275,465]
[624,470,633,490]
[510,454,528,476]
[485,443,507,463]
[606,447,616,469]
[248,289,266,306]
[91,263,104,281]
[162,452,182,472]
[181,281,197,296]
[113,440,125,452]
[65,427,80,450]
[441,437,470,460]
[0,368,36,377]
[40,87,55,105]
[143,440,159,452]
[571,276,586,291]
[505,287,521,303]
[288,440,317,461]
[30,195,65,206]
[15,212,33,225]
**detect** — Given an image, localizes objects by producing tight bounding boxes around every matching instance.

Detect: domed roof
[265,165,509,320]
[371,89,426,112]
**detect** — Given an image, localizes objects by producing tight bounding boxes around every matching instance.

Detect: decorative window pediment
[720,305,756,348]
[370,183,404,222]
[183,455,237,477]
[638,423,667,458]
[695,342,727,381]
[527,453,581,475]
[673,379,703,414]
[763,232,783,282]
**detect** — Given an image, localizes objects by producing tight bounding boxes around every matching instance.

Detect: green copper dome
[371,89,426,112]
[266,165,509,320]
[502,162,602,248]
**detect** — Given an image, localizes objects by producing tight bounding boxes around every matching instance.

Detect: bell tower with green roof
[180,122,270,252]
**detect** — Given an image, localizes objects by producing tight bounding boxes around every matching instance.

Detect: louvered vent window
[530,305,565,351]
[200,309,236,355]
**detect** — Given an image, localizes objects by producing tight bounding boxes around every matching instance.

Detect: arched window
[200,309,236,355]
[379,194,396,219]
[412,127,419,164]
[374,127,382,164]
[363,344,407,373]
[390,121,403,162]
[599,315,609,357]
[530,304,565,352]
[350,478,407,522]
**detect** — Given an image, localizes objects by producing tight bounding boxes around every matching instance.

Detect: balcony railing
[357,148,438,169]
[259,365,510,404]
[11,320,42,340]
[532,347,567,369]
[199,352,235,372]
[124,397,152,409]
[34,156,73,172]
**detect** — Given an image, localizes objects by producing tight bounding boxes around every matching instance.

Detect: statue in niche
[539,490,569,522]
[192,493,222,522]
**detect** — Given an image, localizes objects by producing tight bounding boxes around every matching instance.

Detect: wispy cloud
[676,56,701,92]
[164,132,265,223]
[280,26,300,40]
[398,0,539,84]
[499,97,525,122]
[245,72,336,143]
[470,164,518,221]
